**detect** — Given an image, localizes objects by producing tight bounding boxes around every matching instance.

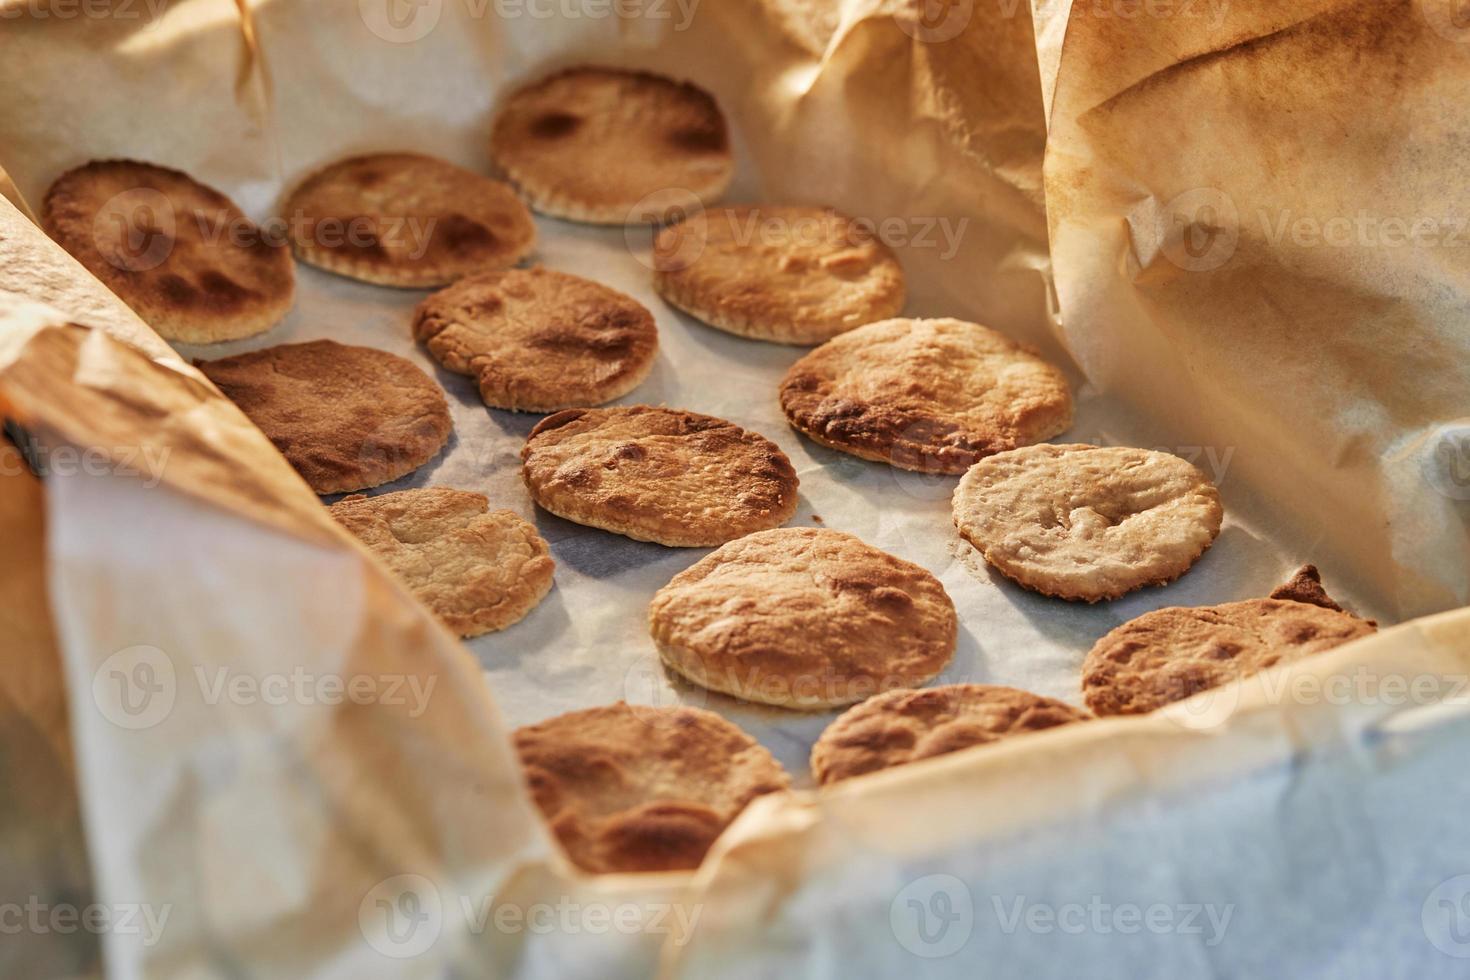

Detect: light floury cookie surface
[513,703,789,873]
[811,685,1091,785]
[283,153,534,287]
[1081,598,1377,716]
[43,159,294,343]
[489,67,733,224]
[779,318,1073,473]
[648,528,957,709]
[197,340,451,494]
[953,444,1223,602]
[329,488,553,637]
[652,205,906,345]
[413,267,657,412]
[521,406,798,547]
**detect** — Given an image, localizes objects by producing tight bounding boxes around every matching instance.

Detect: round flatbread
[652,205,905,345]
[329,488,554,637]
[521,406,798,546]
[779,318,1073,473]
[413,267,657,412]
[1081,598,1377,716]
[197,340,451,494]
[282,153,535,287]
[489,67,733,224]
[952,444,1223,602]
[811,685,1091,785]
[648,528,957,709]
[513,702,789,873]
[43,159,295,343]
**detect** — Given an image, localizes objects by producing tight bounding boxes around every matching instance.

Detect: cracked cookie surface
[521,405,797,546]
[330,487,553,637]
[780,318,1072,473]
[648,527,957,709]
[513,702,789,873]
[414,267,657,412]
[952,443,1222,601]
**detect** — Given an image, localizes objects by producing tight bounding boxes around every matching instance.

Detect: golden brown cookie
[520,406,798,546]
[513,702,789,873]
[329,488,554,637]
[282,153,534,287]
[779,318,1072,473]
[42,159,295,343]
[648,528,957,709]
[953,444,1223,602]
[489,67,733,224]
[652,205,905,345]
[811,685,1091,785]
[197,340,451,494]
[1081,598,1377,716]
[412,267,657,412]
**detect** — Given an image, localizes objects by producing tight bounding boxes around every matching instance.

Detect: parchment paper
[1,0,1468,977]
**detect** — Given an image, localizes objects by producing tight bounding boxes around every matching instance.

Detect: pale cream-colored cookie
[521,406,798,547]
[513,702,789,873]
[412,267,657,412]
[329,488,554,637]
[811,685,1091,785]
[952,444,1223,602]
[652,205,905,344]
[197,340,452,494]
[489,67,733,224]
[779,318,1073,473]
[648,528,957,709]
[43,159,295,343]
[283,153,534,287]
[1081,598,1377,716]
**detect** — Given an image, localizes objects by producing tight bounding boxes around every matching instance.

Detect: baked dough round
[197,340,452,494]
[283,153,534,287]
[489,67,733,224]
[413,267,657,412]
[43,159,295,343]
[513,702,789,873]
[648,527,957,709]
[811,684,1091,785]
[652,205,905,344]
[1081,598,1377,716]
[952,443,1223,602]
[779,318,1072,473]
[521,406,798,546]
[329,488,554,637]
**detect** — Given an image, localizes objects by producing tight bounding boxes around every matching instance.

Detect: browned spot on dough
[438,213,498,253]
[199,269,258,307]
[157,273,198,305]
[530,112,582,139]
[668,124,727,154]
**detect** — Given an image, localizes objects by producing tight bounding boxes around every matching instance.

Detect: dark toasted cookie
[1269,564,1345,612]
[811,685,1091,785]
[489,67,733,224]
[779,317,1072,473]
[43,159,294,343]
[952,444,1224,602]
[648,528,958,709]
[521,406,798,546]
[283,153,535,287]
[413,267,657,412]
[329,488,554,637]
[1081,598,1377,716]
[197,340,451,494]
[513,702,789,873]
[652,205,905,344]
